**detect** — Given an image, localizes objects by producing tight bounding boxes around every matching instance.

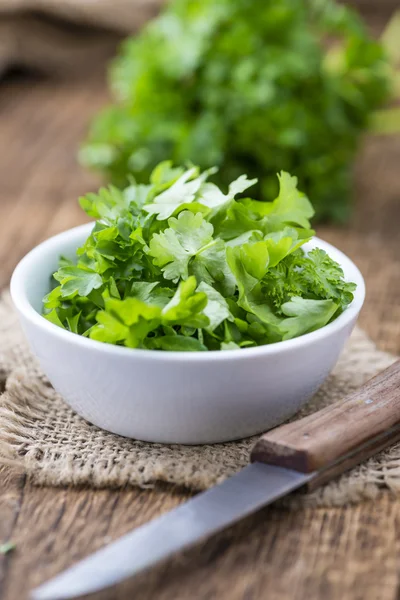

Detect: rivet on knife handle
[251,360,400,489]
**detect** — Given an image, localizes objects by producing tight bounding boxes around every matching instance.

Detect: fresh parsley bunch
[43,163,356,351]
[80,0,392,222]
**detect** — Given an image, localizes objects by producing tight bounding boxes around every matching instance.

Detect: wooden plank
[1,482,190,599]
[0,75,101,289]
[2,484,399,600]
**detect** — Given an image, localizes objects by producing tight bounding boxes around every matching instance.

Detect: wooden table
[1,64,400,600]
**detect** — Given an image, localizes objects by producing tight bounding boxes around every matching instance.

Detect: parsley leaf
[0,541,16,555]
[197,282,233,331]
[149,212,214,281]
[53,266,103,298]
[280,297,339,340]
[268,172,315,229]
[162,277,209,329]
[144,167,204,220]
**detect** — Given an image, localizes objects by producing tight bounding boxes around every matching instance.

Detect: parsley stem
[196,240,218,255]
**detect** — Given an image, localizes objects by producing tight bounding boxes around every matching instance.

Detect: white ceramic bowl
[10,223,365,444]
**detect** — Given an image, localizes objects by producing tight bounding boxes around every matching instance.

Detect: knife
[32,360,400,600]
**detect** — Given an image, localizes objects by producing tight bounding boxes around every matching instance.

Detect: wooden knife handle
[251,361,400,490]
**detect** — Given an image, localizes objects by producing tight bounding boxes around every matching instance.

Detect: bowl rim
[10,222,365,362]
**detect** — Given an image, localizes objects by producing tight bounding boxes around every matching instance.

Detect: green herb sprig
[0,541,16,555]
[80,0,394,222]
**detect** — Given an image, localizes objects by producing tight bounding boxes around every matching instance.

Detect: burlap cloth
[0,0,162,78]
[0,292,399,508]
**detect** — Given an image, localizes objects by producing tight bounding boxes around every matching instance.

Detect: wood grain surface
[1,6,400,598]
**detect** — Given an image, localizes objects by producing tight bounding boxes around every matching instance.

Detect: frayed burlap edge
[0,291,399,508]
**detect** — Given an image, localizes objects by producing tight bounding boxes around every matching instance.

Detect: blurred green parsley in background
[80,0,399,222]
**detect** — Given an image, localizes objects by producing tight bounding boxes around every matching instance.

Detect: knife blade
[32,463,312,600]
[32,360,400,600]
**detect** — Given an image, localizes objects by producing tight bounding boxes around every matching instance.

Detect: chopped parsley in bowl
[43,162,356,351]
